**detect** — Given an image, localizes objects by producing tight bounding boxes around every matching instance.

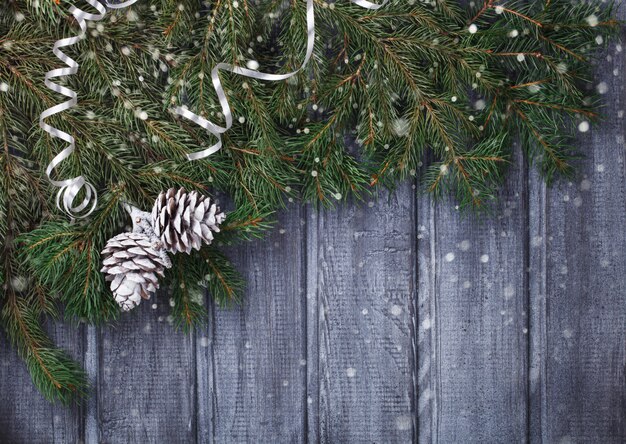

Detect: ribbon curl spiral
[174,0,387,161]
[40,0,137,219]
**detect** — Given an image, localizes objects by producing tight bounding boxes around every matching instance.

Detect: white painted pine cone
[100,232,171,311]
[151,188,226,254]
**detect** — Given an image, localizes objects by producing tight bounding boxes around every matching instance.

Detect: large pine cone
[151,188,226,254]
[101,232,172,311]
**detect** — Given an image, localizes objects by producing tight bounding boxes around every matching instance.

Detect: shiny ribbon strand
[40,0,137,219]
[174,0,387,161]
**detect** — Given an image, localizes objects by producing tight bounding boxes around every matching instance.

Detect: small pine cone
[101,232,172,311]
[151,188,226,254]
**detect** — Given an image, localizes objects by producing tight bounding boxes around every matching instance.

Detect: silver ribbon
[40,0,137,219]
[175,0,387,161]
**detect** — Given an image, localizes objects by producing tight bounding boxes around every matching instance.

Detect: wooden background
[2,20,626,444]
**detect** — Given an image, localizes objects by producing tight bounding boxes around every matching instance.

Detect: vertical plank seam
[528,169,548,444]
[430,198,440,444]
[87,324,101,444]
[301,204,309,444]
[538,180,548,444]
[411,178,419,444]
[524,156,531,444]
[305,203,320,444]
[209,295,218,443]
[192,324,198,444]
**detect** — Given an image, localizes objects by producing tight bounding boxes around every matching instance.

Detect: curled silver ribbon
[175,0,388,161]
[40,0,137,219]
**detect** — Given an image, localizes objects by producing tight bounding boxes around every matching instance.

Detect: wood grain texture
[417,153,529,443]
[203,206,307,443]
[528,38,626,443]
[0,320,85,444]
[96,301,195,443]
[311,184,416,443]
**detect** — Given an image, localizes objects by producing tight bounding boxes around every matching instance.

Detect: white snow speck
[504,285,515,299]
[586,14,599,27]
[395,415,412,431]
[480,254,489,263]
[392,118,410,137]
[580,179,591,191]
[199,337,210,347]
[578,121,590,133]
[10,276,27,292]
[563,329,574,339]
[459,240,471,251]
[468,24,478,34]
[444,252,455,262]
[418,388,432,414]
[0,83,9,92]
[596,82,608,94]
[390,305,403,316]
[346,367,357,378]
[246,59,260,70]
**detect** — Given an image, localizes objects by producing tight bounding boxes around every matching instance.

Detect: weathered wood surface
[2,34,626,444]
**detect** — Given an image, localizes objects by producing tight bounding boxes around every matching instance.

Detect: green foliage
[0,0,618,402]
[1,286,88,405]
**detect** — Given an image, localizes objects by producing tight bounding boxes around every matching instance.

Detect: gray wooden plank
[417,152,529,442]
[84,324,99,444]
[312,184,416,443]
[97,302,195,443]
[528,40,626,442]
[306,203,321,444]
[195,299,214,444]
[0,320,85,444]
[206,207,307,442]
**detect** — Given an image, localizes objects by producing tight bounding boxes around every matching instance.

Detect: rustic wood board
[95,300,196,442]
[202,206,308,443]
[417,150,529,443]
[311,184,416,443]
[527,40,626,442]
